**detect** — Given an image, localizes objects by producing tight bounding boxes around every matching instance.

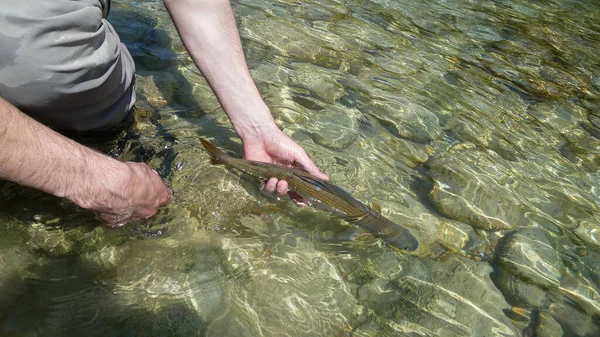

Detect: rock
[428,149,530,231]
[355,255,519,336]
[546,300,600,336]
[360,99,441,143]
[0,247,35,316]
[534,310,564,337]
[79,245,129,275]
[429,179,520,231]
[445,118,493,147]
[288,63,345,103]
[209,236,358,337]
[495,229,563,289]
[239,17,354,70]
[308,106,358,151]
[491,268,550,308]
[27,224,86,256]
[375,137,431,166]
[573,218,600,247]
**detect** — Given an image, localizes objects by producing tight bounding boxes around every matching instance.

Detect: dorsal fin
[371,200,382,213]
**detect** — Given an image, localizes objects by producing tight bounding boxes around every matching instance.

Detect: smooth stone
[427,149,529,231]
[429,180,518,231]
[309,106,358,151]
[361,100,442,143]
[0,247,35,316]
[491,267,550,308]
[589,114,600,129]
[78,245,129,275]
[358,255,519,336]
[288,63,345,103]
[546,301,600,336]
[27,225,86,257]
[573,218,600,247]
[534,310,564,337]
[445,118,493,147]
[495,228,563,289]
[459,24,505,42]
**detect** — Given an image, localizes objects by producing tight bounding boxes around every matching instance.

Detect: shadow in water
[0,255,208,337]
[109,5,205,119]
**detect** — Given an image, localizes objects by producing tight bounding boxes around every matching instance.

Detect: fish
[200,138,419,251]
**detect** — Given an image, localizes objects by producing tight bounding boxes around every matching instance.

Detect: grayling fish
[201,138,418,251]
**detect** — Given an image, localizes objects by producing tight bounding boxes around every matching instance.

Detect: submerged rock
[308,106,358,151]
[288,63,346,103]
[359,99,441,143]
[573,217,600,248]
[495,228,563,289]
[545,300,600,337]
[210,236,358,337]
[27,225,87,257]
[534,310,564,337]
[78,245,129,275]
[354,255,519,336]
[0,247,36,316]
[426,147,550,231]
[429,179,521,231]
[491,267,550,309]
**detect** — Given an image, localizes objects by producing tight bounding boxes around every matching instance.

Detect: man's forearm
[163,0,277,141]
[0,96,124,208]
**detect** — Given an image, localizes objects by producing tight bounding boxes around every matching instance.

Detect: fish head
[386,232,419,251]
[375,224,419,252]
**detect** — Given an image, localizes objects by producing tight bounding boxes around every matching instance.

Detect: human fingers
[276,179,288,195]
[124,162,170,218]
[263,177,278,193]
[96,210,131,227]
[149,169,171,207]
[293,150,329,181]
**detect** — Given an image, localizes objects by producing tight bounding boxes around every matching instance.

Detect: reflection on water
[1,0,600,336]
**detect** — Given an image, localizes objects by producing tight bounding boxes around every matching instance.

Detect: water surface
[1,0,599,336]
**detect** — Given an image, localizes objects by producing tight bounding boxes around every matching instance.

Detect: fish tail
[200,138,230,165]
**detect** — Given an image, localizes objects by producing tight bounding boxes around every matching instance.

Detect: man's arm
[163,0,328,194]
[0,96,170,225]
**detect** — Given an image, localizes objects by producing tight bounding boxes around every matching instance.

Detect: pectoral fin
[287,190,310,207]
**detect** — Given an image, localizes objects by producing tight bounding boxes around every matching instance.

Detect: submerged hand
[242,127,328,195]
[80,162,171,226]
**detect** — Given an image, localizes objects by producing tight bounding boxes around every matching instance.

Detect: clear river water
[1,0,599,336]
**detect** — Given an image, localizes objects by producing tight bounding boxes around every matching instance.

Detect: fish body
[200,138,418,251]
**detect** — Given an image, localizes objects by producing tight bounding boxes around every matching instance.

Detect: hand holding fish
[201,138,419,251]
[240,125,329,195]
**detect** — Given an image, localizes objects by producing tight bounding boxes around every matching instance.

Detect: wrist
[228,103,280,142]
[65,153,131,212]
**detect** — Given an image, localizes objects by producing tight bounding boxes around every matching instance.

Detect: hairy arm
[163,0,328,193]
[0,97,169,225]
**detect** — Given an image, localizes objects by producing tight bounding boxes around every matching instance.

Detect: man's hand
[0,97,170,227]
[242,125,329,195]
[164,0,328,195]
[88,162,171,226]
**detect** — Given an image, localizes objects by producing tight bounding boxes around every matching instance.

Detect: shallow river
[1,0,599,336]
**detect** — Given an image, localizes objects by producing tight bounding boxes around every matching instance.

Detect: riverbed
[1,0,599,336]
